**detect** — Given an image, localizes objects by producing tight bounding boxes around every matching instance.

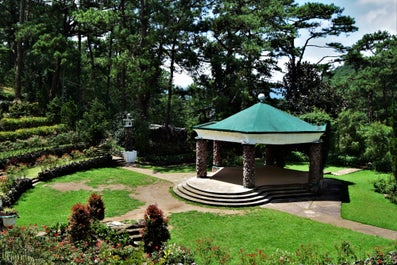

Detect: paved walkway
[124,165,397,240]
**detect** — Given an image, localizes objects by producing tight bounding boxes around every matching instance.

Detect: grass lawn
[331,170,397,230]
[12,165,397,264]
[169,210,394,265]
[15,167,159,226]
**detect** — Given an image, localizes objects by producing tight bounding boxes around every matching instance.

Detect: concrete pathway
[123,165,397,240]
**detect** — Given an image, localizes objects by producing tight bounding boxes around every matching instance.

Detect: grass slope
[15,168,159,226]
[169,210,394,265]
[331,170,397,230]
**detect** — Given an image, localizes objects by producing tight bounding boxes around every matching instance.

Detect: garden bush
[87,193,105,221]
[68,203,92,242]
[7,101,42,118]
[0,143,87,169]
[37,154,115,182]
[0,124,65,142]
[0,116,52,131]
[141,204,171,254]
[373,176,397,204]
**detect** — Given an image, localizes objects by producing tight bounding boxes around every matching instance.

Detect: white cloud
[173,72,194,88]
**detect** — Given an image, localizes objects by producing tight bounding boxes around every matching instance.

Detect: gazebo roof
[194,102,326,145]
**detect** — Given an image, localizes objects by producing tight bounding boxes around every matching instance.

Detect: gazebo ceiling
[194,102,326,145]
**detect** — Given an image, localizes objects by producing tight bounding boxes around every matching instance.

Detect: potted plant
[0,207,18,227]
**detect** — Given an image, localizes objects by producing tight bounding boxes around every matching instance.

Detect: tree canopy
[0,0,396,171]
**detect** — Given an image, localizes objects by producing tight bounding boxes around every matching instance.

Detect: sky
[173,0,397,87]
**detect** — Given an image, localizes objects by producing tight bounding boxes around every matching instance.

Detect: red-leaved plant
[68,203,91,242]
[141,204,170,254]
[87,193,105,221]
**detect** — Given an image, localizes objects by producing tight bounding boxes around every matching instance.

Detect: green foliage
[7,102,42,118]
[77,98,110,146]
[142,204,171,254]
[0,223,145,264]
[373,176,397,204]
[362,122,392,161]
[87,193,105,221]
[0,116,52,131]
[46,97,62,123]
[149,242,195,265]
[60,100,79,130]
[391,100,397,179]
[0,124,65,142]
[335,110,367,159]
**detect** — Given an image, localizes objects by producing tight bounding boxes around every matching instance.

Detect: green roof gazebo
[193,95,326,192]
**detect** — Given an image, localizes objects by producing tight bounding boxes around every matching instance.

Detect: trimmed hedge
[1,155,117,208]
[0,124,65,142]
[0,117,52,131]
[37,154,116,182]
[1,178,33,208]
[0,144,87,169]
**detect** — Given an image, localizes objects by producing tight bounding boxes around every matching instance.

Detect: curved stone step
[173,179,314,207]
[173,185,270,207]
[176,183,269,203]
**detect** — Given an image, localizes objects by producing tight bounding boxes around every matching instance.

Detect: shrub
[60,100,79,130]
[77,98,110,146]
[87,193,105,221]
[373,176,397,204]
[0,124,65,142]
[150,243,195,265]
[68,203,92,242]
[0,116,51,131]
[7,101,41,117]
[141,204,170,254]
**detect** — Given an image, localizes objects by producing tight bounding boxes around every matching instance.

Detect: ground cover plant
[15,168,159,226]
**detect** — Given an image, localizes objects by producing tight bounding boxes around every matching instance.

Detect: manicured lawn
[331,170,397,230]
[12,165,397,264]
[287,164,397,231]
[15,168,159,226]
[169,210,394,265]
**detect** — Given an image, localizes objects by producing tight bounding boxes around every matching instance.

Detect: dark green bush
[8,101,41,117]
[77,98,109,146]
[60,100,79,130]
[373,176,397,204]
[46,97,62,123]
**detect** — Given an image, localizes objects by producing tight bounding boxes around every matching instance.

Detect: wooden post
[243,144,256,188]
[308,142,323,193]
[196,138,207,178]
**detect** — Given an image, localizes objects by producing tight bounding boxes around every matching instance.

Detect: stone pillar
[196,138,207,178]
[308,142,323,193]
[213,140,222,169]
[264,146,275,166]
[243,144,256,188]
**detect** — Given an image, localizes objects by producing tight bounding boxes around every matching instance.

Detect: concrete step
[176,184,269,203]
[173,181,313,207]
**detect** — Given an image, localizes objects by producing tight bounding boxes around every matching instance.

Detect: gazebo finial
[258,93,265,103]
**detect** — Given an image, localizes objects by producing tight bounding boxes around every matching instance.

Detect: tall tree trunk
[50,57,62,99]
[14,0,25,102]
[165,41,176,127]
